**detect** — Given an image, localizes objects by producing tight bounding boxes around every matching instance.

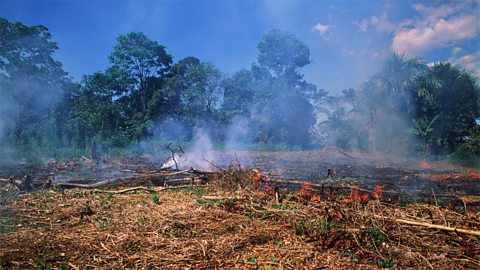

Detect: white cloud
[313,23,333,35]
[357,2,479,57]
[452,47,463,54]
[413,3,463,23]
[370,12,396,32]
[391,15,478,56]
[354,18,369,32]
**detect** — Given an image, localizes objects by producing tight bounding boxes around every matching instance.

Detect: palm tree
[357,52,427,152]
[411,115,439,158]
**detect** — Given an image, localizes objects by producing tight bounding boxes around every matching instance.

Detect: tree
[164,57,222,126]
[356,53,426,152]
[0,18,71,151]
[252,30,315,146]
[257,29,310,79]
[109,32,172,113]
[411,115,439,158]
[412,63,480,154]
[221,69,256,120]
[75,72,122,141]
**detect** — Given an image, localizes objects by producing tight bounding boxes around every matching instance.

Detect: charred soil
[0,150,479,269]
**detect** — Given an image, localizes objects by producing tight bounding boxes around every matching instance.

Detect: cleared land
[0,151,479,269]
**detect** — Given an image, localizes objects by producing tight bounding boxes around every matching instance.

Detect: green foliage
[196,199,218,206]
[164,57,222,124]
[365,229,385,250]
[257,29,310,78]
[1,17,478,161]
[109,32,172,113]
[412,63,480,154]
[152,193,160,204]
[99,218,112,230]
[458,124,480,156]
[339,250,359,261]
[0,18,76,153]
[376,258,395,269]
[0,210,16,234]
[411,115,439,157]
[294,218,308,236]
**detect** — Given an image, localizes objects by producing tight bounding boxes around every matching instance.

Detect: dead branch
[80,185,207,195]
[202,195,239,200]
[374,215,480,237]
[202,156,224,170]
[54,179,118,189]
[190,168,223,175]
[90,186,157,194]
[0,178,11,183]
[165,143,179,170]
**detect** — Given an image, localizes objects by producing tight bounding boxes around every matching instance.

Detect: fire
[348,185,362,202]
[298,182,313,200]
[371,185,384,199]
[311,194,321,201]
[252,169,261,182]
[420,160,433,169]
[468,169,480,180]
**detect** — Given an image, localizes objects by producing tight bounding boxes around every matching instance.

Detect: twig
[415,252,434,270]
[202,156,224,170]
[202,195,239,200]
[165,143,179,171]
[460,198,467,213]
[68,262,80,270]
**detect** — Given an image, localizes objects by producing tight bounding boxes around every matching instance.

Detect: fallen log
[89,185,206,194]
[53,169,197,189]
[190,169,223,175]
[0,178,11,183]
[54,179,119,189]
[90,186,157,194]
[374,215,480,237]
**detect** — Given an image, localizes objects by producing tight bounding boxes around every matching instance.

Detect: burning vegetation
[1,3,480,269]
[1,151,480,269]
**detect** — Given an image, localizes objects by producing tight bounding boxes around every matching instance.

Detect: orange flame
[311,194,321,202]
[371,185,385,199]
[420,160,433,169]
[345,185,369,203]
[298,182,313,200]
[469,169,480,180]
[252,169,261,182]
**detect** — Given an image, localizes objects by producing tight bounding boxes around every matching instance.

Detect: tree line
[0,18,479,163]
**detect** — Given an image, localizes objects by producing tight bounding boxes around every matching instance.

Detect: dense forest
[0,18,479,164]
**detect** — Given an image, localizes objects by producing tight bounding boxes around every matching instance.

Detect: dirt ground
[1,170,479,269]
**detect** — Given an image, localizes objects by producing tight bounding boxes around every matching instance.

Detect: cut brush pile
[0,168,479,269]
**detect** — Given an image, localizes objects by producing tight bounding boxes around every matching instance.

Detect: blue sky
[1,0,479,93]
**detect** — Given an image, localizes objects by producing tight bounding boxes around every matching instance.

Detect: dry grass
[0,170,479,269]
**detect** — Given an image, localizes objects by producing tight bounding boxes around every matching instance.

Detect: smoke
[0,89,16,144]
[0,75,65,164]
[224,115,254,151]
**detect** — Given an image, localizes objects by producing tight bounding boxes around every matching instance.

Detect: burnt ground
[1,149,479,209]
[0,169,479,269]
[0,150,479,269]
